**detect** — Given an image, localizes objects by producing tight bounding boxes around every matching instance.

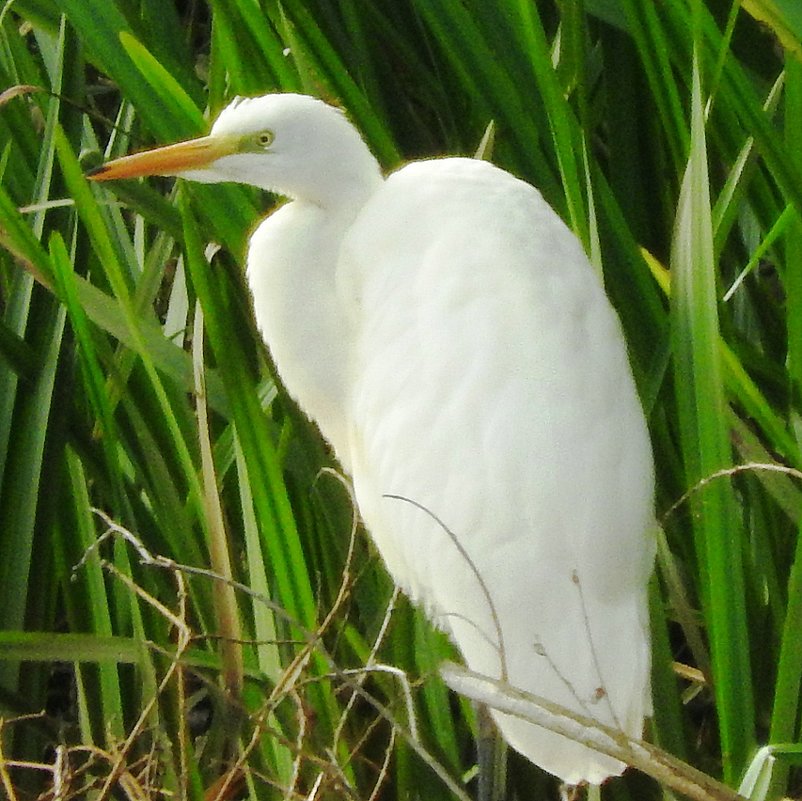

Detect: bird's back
[338,157,655,784]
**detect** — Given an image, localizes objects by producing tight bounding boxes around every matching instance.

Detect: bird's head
[88,93,382,209]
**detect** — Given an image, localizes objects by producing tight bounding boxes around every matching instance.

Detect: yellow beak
[87,135,234,181]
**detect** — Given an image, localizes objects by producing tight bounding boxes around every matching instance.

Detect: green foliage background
[0,1,801,799]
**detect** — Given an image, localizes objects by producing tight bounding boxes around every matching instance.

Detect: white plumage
[91,93,656,785]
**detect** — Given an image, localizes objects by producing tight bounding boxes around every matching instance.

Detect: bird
[89,93,656,786]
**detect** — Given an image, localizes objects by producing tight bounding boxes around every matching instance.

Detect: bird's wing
[338,158,654,783]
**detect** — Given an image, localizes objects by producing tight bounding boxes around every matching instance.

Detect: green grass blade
[670,55,754,781]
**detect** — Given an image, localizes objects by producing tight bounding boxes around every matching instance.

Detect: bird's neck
[265,149,383,212]
[246,198,374,467]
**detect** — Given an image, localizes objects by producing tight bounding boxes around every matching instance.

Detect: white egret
[90,93,655,785]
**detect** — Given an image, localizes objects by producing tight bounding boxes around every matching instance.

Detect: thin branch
[382,493,507,681]
[441,662,746,801]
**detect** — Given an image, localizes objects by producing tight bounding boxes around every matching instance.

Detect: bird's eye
[256,130,274,148]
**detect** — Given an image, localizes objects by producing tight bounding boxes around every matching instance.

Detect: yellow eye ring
[257,131,274,147]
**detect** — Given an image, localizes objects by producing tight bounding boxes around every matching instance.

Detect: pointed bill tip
[85,163,113,181]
